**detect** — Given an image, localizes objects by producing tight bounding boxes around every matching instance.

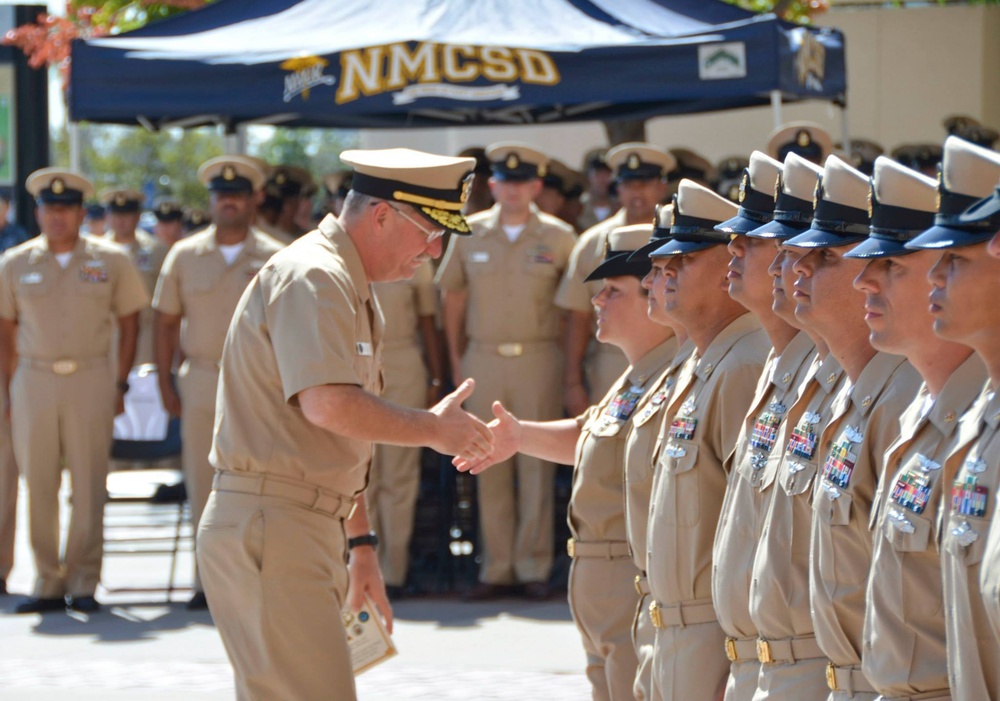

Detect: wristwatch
[347,532,379,550]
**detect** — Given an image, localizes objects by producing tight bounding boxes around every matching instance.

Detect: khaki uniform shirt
[713,331,817,641]
[210,215,384,498]
[941,383,1000,700]
[980,389,1000,687]
[570,337,677,544]
[152,226,285,363]
[0,235,149,358]
[624,339,695,572]
[862,354,986,696]
[106,229,167,365]
[809,353,921,667]
[748,353,847,640]
[435,204,575,344]
[646,313,770,606]
[257,220,297,246]
[372,260,436,352]
[576,195,617,234]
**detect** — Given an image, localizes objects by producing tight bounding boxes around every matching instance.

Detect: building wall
[360,5,1000,169]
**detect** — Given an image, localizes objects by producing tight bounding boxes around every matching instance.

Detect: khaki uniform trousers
[569,555,640,701]
[652,619,729,701]
[368,345,426,587]
[463,343,561,584]
[198,488,354,701]
[0,415,17,580]
[177,358,220,591]
[725,657,761,701]
[11,361,114,598]
[633,589,655,701]
[753,655,829,700]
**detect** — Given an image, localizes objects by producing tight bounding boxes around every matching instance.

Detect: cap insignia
[730,184,740,202]
[222,165,236,181]
[797,130,812,148]
[275,172,287,185]
[774,173,783,199]
[159,203,171,214]
[420,206,469,234]
[738,171,749,203]
[812,179,822,210]
[505,153,520,170]
[867,186,874,218]
[538,164,548,178]
[51,178,65,195]
[114,194,127,206]
[627,153,641,171]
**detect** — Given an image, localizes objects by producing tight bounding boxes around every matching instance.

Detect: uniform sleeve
[152,246,183,315]
[0,253,17,321]
[412,260,438,316]
[113,254,151,317]
[434,235,467,292]
[555,228,603,312]
[264,265,364,402]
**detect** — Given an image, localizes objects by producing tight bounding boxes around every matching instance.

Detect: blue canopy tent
[69,0,847,132]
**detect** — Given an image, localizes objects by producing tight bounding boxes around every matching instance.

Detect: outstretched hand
[428,378,494,461]
[453,401,522,475]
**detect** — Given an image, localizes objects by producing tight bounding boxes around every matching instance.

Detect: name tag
[469,252,490,263]
[19,272,42,285]
[356,342,373,357]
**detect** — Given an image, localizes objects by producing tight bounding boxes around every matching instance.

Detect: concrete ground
[0,472,589,700]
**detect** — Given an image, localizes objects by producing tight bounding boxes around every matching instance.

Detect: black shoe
[186,591,208,611]
[68,595,101,613]
[14,596,65,614]
[520,581,552,600]
[462,582,514,602]
[0,578,7,596]
[385,585,405,601]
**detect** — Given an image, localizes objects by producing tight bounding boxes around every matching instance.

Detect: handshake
[427,378,523,475]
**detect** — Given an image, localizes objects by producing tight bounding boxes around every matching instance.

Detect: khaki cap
[484,142,549,181]
[100,188,145,213]
[606,143,676,181]
[340,147,476,235]
[540,159,576,195]
[585,223,657,281]
[650,180,738,256]
[785,155,870,248]
[667,148,713,184]
[628,203,675,262]
[153,198,184,222]
[198,156,267,192]
[767,121,833,165]
[323,169,353,197]
[747,152,823,240]
[26,168,94,205]
[845,158,937,258]
[716,150,782,234]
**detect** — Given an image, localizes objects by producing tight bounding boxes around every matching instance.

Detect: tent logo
[698,42,746,80]
[280,56,336,103]
[794,30,826,91]
[336,43,560,105]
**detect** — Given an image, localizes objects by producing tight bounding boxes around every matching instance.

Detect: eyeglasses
[386,203,445,243]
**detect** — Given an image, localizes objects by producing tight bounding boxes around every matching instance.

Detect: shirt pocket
[944,513,989,567]
[780,458,820,497]
[881,512,942,619]
[657,443,700,527]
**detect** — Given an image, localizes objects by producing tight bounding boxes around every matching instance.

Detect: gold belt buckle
[756,639,774,664]
[634,575,643,596]
[649,601,663,629]
[725,637,738,662]
[498,343,523,357]
[566,538,575,558]
[825,662,838,691]
[52,359,78,375]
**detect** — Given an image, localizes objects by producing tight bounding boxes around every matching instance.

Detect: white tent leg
[69,121,81,173]
[770,90,783,128]
[839,104,851,155]
[224,125,247,155]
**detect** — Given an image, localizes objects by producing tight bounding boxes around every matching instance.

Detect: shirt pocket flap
[882,508,931,552]
[780,459,820,497]
[813,484,852,526]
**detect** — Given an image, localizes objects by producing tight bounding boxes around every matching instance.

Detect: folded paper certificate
[343,595,397,675]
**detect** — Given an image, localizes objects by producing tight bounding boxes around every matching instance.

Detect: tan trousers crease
[177,359,220,592]
[368,345,426,587]
[11,363,113,598]
[569,556,641,700]
[726,658,762,701]
[652,620,729,701]
[0,416,17,579]
[463,345,561,584]
[633,592,656,701]
[197,490,355,701]
[753,656,830,700]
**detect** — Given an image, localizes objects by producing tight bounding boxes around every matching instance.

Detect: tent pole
[770,90,783,129]
[840,104,851,156]
[68,121,81,173]
[223,124,247,155]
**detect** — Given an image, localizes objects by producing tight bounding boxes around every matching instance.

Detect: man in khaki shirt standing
[198,148,493,701]
[153,156,283,610]
[369,259,444,598]
[711,151,820,701]
[101,188,167,367]
[0,169,148,614]
[557,144,675,415]
[782,155,922,700]
[905,136,1000,701]
[848,157,985,701]
[437,143,576,600]
[645,181,771,701]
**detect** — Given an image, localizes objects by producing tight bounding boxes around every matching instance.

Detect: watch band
[347,532,379,550]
